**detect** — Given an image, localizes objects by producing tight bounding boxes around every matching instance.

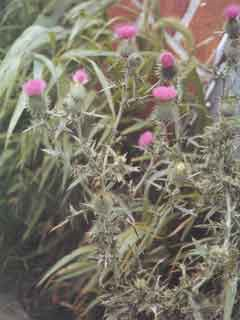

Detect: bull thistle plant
[1,1,240,320]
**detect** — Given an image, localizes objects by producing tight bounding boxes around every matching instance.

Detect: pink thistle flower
[72,68,89,85]
[138,131,154,148]
[114,23,138,39]
[23,79,47,97]
[159,51,175,69]
[152,86,177,102]
[224,4,240,20]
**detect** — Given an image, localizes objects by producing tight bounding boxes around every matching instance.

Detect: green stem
[112,70,129,137]
[224,191,232,250]
[143,0,151,31]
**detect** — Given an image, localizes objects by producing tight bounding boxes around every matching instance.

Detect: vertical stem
[143,0,151,31]
[224,191,232,250]
[132,76,136,99]
[158,0,161,16]
[173,107,181,148]
[112,71,129,137]
[223,191,237,320]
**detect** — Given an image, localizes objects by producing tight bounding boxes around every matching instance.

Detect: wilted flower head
[114,23,138,39]
[138,131,154,148]
[159,51,175,68]
[152,86,177,102]
[224,4,240,20]
[23,79,46,97]
[72,68,89,85]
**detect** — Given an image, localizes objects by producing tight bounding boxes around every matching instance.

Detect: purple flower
[152,86,177,102]
[159,51,175,69]
[224,4,240,20]
[114,23,138,39]
[138,131,154,148]
[72,68,89,85]
[23,79,47,96]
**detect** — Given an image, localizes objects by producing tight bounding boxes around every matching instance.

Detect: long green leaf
[6,92,27,146]
[224,275,238,320]
[89,59,116,118]
[62,49,119,60]
[38,245,97,286]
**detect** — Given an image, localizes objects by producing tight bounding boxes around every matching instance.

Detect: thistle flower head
[23,79,47,97]
[72,68,89,85]
[152,86,177,102]
[159,51,175,68]
[138,131,154,148]
[224,4,240,20]
[114,23,138,39]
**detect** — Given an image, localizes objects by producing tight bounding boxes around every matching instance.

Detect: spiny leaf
[89,59,116,118]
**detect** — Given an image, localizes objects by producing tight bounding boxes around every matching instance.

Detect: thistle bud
[225,19,240,38]
[23,79,48,119]
[134,278,146,289]
[93,192,113,216]
[169,161,189,187]
[151,86,178,121]
[175,162,187,176]
[158,51,177,80]
[127,52,143,69]
[64,83,87,113]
